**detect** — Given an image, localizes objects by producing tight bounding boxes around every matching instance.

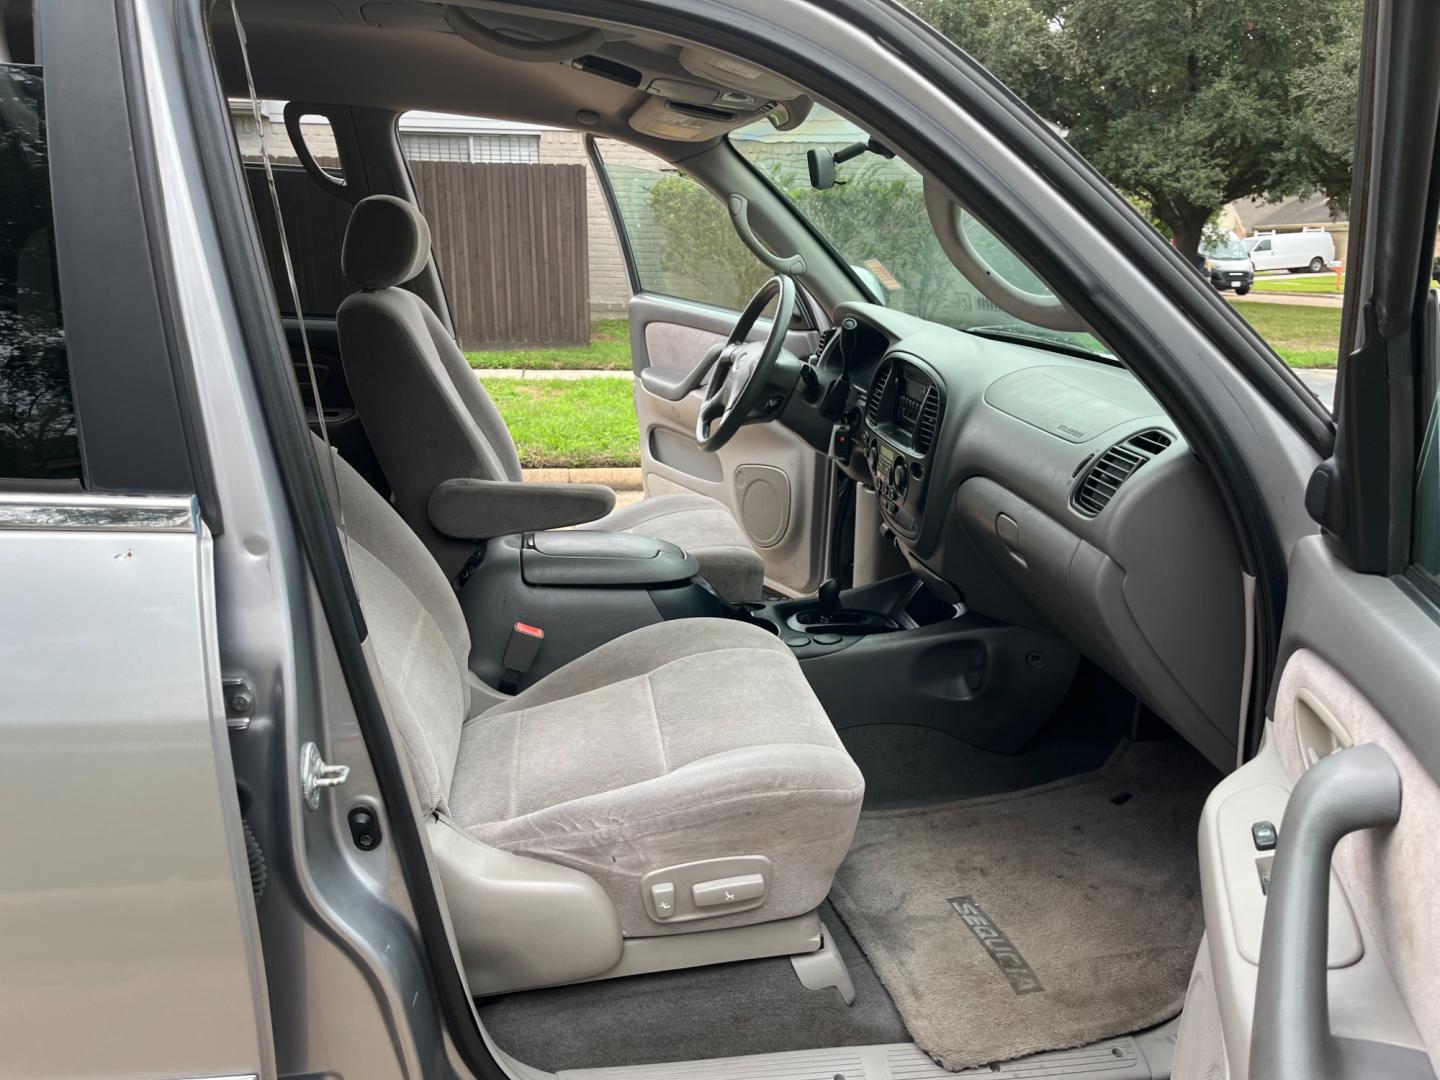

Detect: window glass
[1414,397,1440,584]
[730,106,1108,358]
[0,64,81,483]
[593,137,769,311]
[230,99,351,317]
[401,130,540,164]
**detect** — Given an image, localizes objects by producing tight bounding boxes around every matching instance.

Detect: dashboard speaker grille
[1072,428,1174,516]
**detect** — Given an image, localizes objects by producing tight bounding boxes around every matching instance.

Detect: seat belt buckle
[499,621,545,694]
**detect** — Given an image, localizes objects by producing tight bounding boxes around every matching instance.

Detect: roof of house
[1231,193,1348,230]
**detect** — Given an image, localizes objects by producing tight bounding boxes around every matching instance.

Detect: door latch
[300,742,349,810]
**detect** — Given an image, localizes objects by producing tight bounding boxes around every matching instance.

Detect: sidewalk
[522,465,646,509]
[476,367,633,380]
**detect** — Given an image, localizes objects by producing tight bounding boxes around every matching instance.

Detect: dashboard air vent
[1125,428,1173,456]
[914,385,941,453]
[1073,444,1146,516]
[866,363,892,425]
[1072,428,1173,516]
[808,326,837,365]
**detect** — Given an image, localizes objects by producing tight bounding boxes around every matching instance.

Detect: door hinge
[222,676,255,730]
[300,742,350,810]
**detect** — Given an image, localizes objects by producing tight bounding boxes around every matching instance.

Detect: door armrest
[637,342,722,402]
[428,478,615,540]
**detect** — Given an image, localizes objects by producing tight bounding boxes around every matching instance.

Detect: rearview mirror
[807,148,836,190]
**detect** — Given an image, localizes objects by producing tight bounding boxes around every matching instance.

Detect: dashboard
[809,302,1246,771]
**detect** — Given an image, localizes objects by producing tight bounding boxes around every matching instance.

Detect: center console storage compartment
[460,531,728,691]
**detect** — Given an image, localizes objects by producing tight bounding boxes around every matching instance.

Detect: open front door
[591,138,833,595]
[1176,2,1440,1077]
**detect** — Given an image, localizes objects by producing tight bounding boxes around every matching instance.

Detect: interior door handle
[1249,742,1414,1080]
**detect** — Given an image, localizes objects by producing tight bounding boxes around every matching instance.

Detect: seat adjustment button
[1251,820,1277,851]
[650,881,676,918]
[691,873,766,908]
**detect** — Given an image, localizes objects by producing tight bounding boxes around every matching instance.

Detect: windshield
[1202,238,1250,259]
[730,106,1110,359]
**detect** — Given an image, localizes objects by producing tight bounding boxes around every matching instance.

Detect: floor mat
[828,739,1215,1071]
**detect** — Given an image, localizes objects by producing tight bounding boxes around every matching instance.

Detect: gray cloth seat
[318,436,864,948]
[335,194,766,603]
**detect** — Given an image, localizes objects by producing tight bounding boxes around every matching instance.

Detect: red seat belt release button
[500,622,545,693]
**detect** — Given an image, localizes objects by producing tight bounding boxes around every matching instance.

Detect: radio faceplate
[862,355,943,540]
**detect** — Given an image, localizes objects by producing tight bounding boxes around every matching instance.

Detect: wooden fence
[247,159,590,349]
[410,160,589,349]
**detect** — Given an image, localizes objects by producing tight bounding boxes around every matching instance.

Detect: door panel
[629,293,831,595]
[1176,535,1440,1080]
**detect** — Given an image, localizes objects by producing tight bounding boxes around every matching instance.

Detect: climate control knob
[890,460,909,495]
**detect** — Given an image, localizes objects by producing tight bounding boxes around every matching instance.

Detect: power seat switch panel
[640,856,772,924]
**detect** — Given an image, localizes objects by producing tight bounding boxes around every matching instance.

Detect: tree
[908,0,1361,260]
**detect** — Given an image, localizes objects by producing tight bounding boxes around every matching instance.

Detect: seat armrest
[428,478,615,541]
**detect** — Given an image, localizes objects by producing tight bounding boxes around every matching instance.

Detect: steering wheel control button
[649,881,677,919]
[784,634,811,648]
[1251,820,1278,851]
[813,633,843,645]
[692,873,766,909]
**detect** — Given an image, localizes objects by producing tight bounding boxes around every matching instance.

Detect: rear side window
[0,63,80,483]
[232,101,352,317]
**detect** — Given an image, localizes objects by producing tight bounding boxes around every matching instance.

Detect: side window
[1253,239,1271,252]
[1415,402,1440,581]
[592,137,768,312]
[231,100,352,317]
[0,63,81,484]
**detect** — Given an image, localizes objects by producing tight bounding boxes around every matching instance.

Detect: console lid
[521,531,699,588]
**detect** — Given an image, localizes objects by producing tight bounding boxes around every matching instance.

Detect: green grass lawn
[481,376,640,467]
[466,318,633,371]
[1230,301,1342,368]
[1250,276,1345,296]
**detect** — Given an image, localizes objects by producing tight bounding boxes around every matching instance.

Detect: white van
[1244,228,1336,273]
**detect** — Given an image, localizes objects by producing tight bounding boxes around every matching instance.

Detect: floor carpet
[828,739,1216,1071]
[477,901,909,1071]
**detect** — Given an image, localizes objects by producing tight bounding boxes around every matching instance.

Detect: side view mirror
[850,264,889,306]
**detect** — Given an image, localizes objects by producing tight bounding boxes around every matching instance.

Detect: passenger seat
[314,436,863,993]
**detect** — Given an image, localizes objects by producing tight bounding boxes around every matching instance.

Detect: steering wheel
[696,275,797,452]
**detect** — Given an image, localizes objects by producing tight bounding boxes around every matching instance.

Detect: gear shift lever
[817,577,841,619]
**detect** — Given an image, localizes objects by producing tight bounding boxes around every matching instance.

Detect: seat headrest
[341,195,432,290]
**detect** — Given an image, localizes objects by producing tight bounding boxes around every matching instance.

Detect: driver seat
[336,195,766,602]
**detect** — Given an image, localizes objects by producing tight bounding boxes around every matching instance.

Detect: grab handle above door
[1248,743,1431,1080]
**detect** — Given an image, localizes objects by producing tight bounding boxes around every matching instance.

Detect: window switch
[1251,820,1278,851]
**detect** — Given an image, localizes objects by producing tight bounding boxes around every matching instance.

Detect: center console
[861,355,944,541]
[459,530,730,691]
